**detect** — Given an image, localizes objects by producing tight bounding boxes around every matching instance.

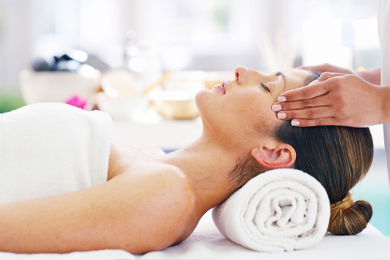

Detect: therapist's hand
[272,72,384,127]
[300,63,356,75]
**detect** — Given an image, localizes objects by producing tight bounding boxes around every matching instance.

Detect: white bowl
[19,67,100,104]
[96,92,148,120]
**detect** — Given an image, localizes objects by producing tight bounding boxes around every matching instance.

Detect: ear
[251,142,296,169]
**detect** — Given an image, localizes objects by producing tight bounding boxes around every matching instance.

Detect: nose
[235,66,249,85]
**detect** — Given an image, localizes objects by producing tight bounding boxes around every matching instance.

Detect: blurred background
[0,0,388,238]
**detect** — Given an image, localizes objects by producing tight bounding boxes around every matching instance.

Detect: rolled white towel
[212,168,330,252]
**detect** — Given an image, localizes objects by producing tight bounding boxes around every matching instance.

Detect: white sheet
[1,210,389,260]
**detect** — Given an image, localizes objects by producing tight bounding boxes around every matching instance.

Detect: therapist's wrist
[379,86,390,124]
[355,67,381,85]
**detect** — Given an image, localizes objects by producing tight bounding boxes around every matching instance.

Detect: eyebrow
[275,71,287,91]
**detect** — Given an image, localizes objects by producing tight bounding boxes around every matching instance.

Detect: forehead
[282,69,313,91]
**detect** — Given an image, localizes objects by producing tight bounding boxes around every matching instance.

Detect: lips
[222,80,228,93]
[215,80,228,95]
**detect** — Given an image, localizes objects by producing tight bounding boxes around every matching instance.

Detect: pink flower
[65,95,91,110]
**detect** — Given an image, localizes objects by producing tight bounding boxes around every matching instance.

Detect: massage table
[0,210,389,259]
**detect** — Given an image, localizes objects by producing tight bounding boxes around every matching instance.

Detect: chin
[194,89,209,111]
[194,89,214,126]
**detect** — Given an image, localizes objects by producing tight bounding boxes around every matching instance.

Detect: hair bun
[328,193,373,235]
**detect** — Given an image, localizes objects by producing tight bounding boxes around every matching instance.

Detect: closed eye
[261,83,270,92]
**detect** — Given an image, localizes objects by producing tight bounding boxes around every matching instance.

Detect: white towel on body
[212,168,330,253]
[0,103,112,204]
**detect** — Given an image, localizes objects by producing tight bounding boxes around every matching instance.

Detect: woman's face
[195,66,312,144]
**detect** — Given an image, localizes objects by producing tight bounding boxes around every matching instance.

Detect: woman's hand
[272,72,385,127]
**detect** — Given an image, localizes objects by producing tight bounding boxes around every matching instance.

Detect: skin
[272,63,390,127]
[0,66,311,254]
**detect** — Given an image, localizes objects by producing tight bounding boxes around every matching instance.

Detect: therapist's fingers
[278,74,346,102]
[299,63,354,75]
[277,80,329,102]
[317,72,346,82]
[299,63,335,72]
[272,94,332,113]
[275,106,333,121]
[289,117,338,127]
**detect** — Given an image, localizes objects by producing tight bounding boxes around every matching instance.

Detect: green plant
[0,91,26,113]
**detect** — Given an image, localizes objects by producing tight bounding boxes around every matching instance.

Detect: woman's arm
[0,165,196,254]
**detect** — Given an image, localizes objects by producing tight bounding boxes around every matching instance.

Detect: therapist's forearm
[379,85,390,124]
[356,66,381,85]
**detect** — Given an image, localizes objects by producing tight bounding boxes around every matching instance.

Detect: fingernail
[272,104,281,112]
[291,120,300,126]
[277,113,286,119]
[308,79,319,86]
[278,96,286,102]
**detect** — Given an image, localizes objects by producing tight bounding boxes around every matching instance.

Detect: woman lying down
[0,66,373,254]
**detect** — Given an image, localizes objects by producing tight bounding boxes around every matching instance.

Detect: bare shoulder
[119,163,193,192]
[135,164,196,219]
[111,164,197,253]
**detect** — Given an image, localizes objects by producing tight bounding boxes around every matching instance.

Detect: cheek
[222,94,271,130]
[235,94,271,118]
[245,96,279,129]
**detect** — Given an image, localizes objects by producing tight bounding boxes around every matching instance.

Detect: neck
[159,134,244,218]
